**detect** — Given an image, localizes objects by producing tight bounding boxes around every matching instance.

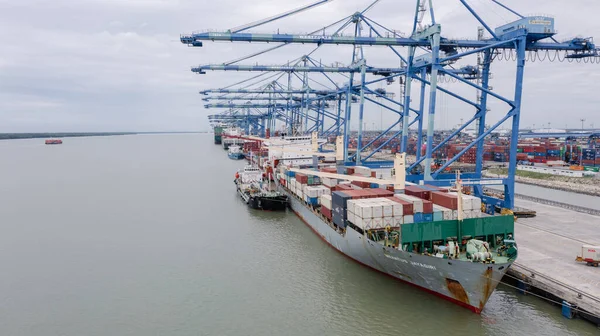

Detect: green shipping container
[584,166,600,172]
[517,148,523,153]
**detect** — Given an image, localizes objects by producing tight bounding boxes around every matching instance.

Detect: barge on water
[235,165,287,211]
[228,145,245,160]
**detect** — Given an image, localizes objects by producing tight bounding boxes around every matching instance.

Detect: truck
[575,245,600,267]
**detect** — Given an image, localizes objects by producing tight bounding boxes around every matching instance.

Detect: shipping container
[386,197,414,215]
[321,206,332,220]
[431,191,458,210]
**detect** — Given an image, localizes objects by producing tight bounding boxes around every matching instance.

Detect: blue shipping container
[286,171,296,178]
[582,149,596,160]
[413,213,424,223]
[307,197,319,206]
[424,213,433,222]
[432,211,443,221]
[332,211,347,228]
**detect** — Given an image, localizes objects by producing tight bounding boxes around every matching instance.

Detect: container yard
[179,0,600,328]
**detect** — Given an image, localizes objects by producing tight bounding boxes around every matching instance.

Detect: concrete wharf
[508,198,600,326]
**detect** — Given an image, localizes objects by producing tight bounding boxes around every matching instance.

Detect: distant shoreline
[0,132,206,140]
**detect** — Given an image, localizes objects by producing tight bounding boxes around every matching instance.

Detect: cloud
[0,0,599,132]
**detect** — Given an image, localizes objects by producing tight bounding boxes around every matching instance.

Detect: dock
[508,198,600,325]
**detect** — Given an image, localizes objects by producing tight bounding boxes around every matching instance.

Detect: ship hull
[236,183,288,211]
[279,185,512,313]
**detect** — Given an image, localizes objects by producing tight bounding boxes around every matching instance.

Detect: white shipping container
[347,200,357,215]
[373,217,384,228]
[432,205,452,220]
[354,217,373,230]
[383,217,394,227]
[471,196,482,212]
[581,245,600,261]
[322,187,331,196]
[347,211,355,225]
[451,210,458,220]
[320,194,332,209]
[394,194,424,213]
[403,215,414,224]
[392,216,403,226]
[305,186,319,198]
[371,203,383,218]
[354,166,371,176]
[323,177,338,187]
[390,202,403,217]
[355,203,373,219]
[351,184,363,190]
[381,202,393,217]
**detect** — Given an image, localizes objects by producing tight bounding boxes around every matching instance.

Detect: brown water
[0,134,597,336]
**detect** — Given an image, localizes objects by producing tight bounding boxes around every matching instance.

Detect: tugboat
[45,139,63,145]
[227,145,245,160]
[234,165,288,211]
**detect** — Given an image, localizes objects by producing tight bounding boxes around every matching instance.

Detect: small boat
[45,139,63,145]
[234,165,288,211]
[228,145,245,160]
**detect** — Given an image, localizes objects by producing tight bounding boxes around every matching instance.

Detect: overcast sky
[1,0,599,133]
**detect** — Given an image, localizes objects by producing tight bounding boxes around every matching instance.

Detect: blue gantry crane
[181,0,599,209]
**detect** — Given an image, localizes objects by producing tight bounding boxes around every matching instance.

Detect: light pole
[581,118,586,131]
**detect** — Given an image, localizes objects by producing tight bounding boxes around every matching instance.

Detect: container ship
[217,131,516,312]
[45,139,63,145]
[263,135,517,313]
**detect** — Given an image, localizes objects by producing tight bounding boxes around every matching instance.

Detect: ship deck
[510,198,600,324]
[372,239,512,264]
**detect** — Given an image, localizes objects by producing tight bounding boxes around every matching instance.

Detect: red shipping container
[370,188,394,197]
[320,167,337,173]
[336,184,353,191]
[422,200,434,214]
[296,173,308,184]
[405,185,430,200]
[423,185,448,193]
[321,206,332,220]
[431,191,458,210]
[386,197,414,215]
[351,174,371,188]
[371,171,377,178]
[346,167,355,175]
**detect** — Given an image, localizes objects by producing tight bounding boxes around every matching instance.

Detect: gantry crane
[181,0,599,209]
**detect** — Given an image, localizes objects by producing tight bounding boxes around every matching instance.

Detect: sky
[1,0,599,133]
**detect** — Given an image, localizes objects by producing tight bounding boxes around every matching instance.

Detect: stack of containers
[394,194,431,223]
[582,148,597,166]
[347,198,402,230]
[432,204,453,220]
[386,197,414,224]
[320,194,333,220]
[304,185,331,206]
[332,191,352,228]
[331,190,377,228]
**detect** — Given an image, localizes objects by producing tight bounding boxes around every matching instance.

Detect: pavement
[512,198,600,319]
